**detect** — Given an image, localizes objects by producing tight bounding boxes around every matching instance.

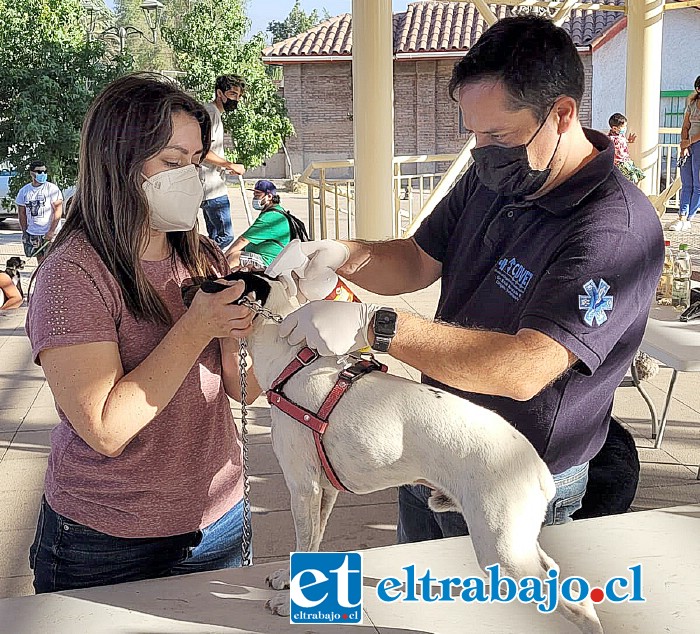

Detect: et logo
[289,552,363,624]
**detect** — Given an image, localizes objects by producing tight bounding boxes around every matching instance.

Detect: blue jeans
[679,141,700,220]
[29,496,246,593]
[397,462,589,543]
[202,195,234,249]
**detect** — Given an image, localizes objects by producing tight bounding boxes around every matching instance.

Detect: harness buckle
[338,357,386,383]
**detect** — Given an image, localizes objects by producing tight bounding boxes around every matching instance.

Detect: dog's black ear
[180,271,273,308]
[221,271,272,306]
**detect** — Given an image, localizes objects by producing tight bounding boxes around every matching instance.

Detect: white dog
[241,276,602,633]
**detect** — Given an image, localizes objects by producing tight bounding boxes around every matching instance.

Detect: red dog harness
[266,347,387,493]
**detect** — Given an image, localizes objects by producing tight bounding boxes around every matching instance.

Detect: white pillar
[625,0,665,195]
[352,0,395,240]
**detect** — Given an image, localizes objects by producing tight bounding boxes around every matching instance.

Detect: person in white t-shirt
[200,75,246,250]
[16,160,63,263]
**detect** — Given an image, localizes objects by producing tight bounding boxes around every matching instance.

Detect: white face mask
[142,164,203,232]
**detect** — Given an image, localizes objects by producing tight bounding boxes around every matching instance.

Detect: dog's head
[181,270,296,321]
[5,257,25,272]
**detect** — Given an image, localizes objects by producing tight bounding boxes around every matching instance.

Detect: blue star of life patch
[578,279,614,326]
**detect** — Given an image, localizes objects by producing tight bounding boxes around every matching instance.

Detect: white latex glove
[266,240,351,302]
[279,301,381,356]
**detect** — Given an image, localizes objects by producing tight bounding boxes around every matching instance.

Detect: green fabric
[242,204,291,266]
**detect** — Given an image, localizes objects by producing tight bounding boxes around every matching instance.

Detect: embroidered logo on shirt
[495,256,534,301]
[578,279,614,326]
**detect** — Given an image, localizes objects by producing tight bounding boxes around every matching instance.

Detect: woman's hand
[183,280,254,341]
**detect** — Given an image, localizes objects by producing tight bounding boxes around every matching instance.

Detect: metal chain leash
[237,297,283,567]
[237,339,253,567]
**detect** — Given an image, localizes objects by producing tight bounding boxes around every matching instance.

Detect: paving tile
[252,502,398,560]
[0,432,14,461]
[30,387,55,410]
[0,408,26,434]
[19,406,59,431]
[232,420,271,444]
[631,482,700,511]
[230,405,272,445]
[637,462,697,489]
[0,373,46,391]
[636,446,682,465]
[249,555,285,566]
[0,430,51,461]
[644,367,700,415]
[0,458,47,492]
[0,529,35,578]
[248,473,397,513]
[652,436,700,471]
[247,443,282,476]
[0,387,40,411]
[616,392,700,443]
[0,574,34,598]
[0,489,43,531]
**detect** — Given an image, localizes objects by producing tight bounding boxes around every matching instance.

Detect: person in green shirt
[225,180,292,269]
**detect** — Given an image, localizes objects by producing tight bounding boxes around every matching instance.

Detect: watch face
[375,309,397,336]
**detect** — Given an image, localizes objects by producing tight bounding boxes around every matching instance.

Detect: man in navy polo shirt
[271,16,664,540]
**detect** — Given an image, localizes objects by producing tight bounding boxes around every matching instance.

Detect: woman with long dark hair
[669,75,700,231]
[26,73,262,593]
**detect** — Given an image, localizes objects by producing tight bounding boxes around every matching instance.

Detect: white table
[634,304,700,466]
[1,505,699,633]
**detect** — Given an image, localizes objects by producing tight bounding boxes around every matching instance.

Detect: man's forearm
[385,312,571,401]
[47,205,62,235]
[339,238,440,296]
[17,206,27,232]
[204,150,228,168]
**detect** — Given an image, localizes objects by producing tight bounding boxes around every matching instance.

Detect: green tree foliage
[112,0,185,70]
[0,0,130,199]
[163,0,294,169]
[267,0,328,43]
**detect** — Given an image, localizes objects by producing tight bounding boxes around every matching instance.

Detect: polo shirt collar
[526,128,615,217]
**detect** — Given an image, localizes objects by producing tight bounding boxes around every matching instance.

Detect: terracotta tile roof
[262,1,627,61]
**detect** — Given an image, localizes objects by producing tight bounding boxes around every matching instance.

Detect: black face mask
[471,105,560,198]
[222,98,239,113]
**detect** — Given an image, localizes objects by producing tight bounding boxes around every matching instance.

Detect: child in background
[608,113,645,184]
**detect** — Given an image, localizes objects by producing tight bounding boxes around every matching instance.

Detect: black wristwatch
[372,307,398,353]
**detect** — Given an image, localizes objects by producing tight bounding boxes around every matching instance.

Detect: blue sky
[248,1,410,36]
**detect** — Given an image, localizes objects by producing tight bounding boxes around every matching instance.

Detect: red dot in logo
[590,588,605,603]
[342,614,349,620]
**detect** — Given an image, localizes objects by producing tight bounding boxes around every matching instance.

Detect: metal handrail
[298,127,682,240]
[299,152,466,240]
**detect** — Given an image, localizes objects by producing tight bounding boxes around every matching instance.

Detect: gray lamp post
[81,0,165,55]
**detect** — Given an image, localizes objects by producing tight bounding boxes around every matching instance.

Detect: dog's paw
[266,568,290,590]
[265,591,290,617]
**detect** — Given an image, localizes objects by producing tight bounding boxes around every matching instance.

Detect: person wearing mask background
[200,74,247,249]
[668,75,700,231]
[25,73,258,594]
[224,179,293,269]
[15,160,63,263]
